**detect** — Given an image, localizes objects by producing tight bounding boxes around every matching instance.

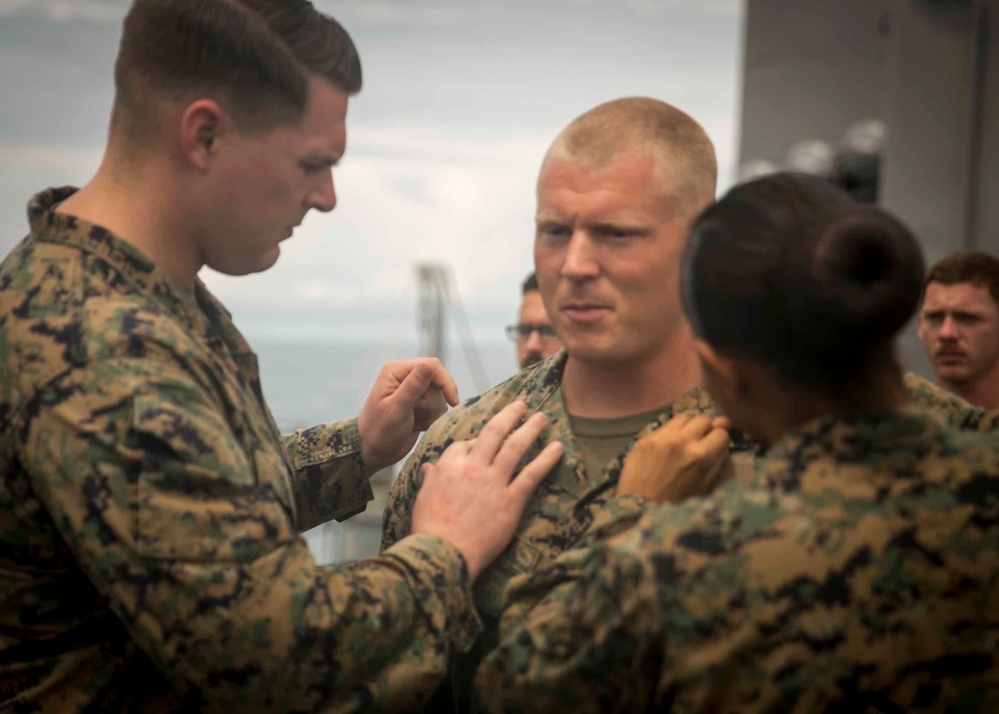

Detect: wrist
[457,548,484,584]
[359,447,384,476]
[357,424,388,475]
[412,527,484,584]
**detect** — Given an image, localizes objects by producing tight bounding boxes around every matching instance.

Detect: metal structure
[414,262,490,393]
[736,0,997,374]
[416,262,449,362]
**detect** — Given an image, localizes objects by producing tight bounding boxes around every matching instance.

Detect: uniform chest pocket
[473,535,543,618]
[131,393,295,563]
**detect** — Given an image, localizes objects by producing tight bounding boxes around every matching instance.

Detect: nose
[306,169,337,213]
[524,328,544,352]
[939,315,959,340]
[561,231,599,281]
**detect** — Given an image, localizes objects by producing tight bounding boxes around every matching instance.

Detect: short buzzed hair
[112,0,362,138]
[521,272,539,295]
[543,97,717,214]
[925,251,999,305]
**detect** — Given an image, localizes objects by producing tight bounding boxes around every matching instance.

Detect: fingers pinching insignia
[679,414,714,439]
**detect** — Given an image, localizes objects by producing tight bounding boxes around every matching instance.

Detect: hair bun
[683,173,926,385]
[789,206,924,345]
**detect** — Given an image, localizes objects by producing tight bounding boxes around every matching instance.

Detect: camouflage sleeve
[283,419,373,531]
[475,521,664,713]
[980,409,999,432]
[380,416,452,553]
[22,358,480,712]
[902,372,988,430]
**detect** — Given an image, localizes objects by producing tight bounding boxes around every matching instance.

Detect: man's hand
[357,359,459,473]
[617,414,732,504]
[411,402,563,582]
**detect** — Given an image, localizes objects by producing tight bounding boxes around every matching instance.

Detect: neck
[56,151,201,288]
[938,365,999,410]
[757,365,907,446]
[560,332,701,418]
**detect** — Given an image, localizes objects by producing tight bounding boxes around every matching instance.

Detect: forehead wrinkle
[536,183,677,227]
[925,283,999,312]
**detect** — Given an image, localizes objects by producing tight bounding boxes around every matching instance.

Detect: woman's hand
[618,414,732,503]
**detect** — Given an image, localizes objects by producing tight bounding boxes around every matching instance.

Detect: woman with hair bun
[682,172,925,445]
[476,173,999,713]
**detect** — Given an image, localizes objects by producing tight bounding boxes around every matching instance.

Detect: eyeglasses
[505,323,560,342]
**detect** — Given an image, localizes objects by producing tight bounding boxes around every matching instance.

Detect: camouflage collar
[520,348,718,477]
[27,186,217,342]
[762,408,936,491]
[515,348,569,414]
[522,348,762,456]
[517,348,715,420]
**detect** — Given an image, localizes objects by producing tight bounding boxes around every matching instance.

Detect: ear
[178,99,228,172]
[694,339,746,402]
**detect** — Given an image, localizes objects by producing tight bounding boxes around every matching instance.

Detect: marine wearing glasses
[505,323,560,341]
[508,272,563,370]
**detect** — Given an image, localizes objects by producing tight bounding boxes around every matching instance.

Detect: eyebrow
[923,308,985,318]
[534,217,651,234]
[591,221,651,233]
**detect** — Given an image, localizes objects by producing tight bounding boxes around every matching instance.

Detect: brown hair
[543,97,717,216]
[111,0,362,136]
[925,251,999,305]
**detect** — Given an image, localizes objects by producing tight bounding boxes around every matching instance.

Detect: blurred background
[1,0,995,561]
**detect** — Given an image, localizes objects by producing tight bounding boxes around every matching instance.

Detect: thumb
[393,364,434,408]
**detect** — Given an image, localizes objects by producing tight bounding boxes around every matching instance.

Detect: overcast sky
[0,0,745,341]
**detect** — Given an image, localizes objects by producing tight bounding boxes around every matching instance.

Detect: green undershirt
[568,404,667,480]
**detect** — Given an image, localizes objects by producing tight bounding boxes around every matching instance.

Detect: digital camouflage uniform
[0,188,480,713]
[381,352,760,708]
[476,409,999,712]
[902,371,999,432]
[382,352,993,709]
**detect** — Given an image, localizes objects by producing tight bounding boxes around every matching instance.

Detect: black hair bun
[683,172,926,385]
[795,206,924,346]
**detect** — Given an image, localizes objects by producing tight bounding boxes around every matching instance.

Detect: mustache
[520,352,545,369]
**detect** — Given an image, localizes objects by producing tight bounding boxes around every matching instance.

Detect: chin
[564,342,640,368]
[935,366,970,382]
[561,336,606,361]
[257,246,282,271]
[208,248,281,277]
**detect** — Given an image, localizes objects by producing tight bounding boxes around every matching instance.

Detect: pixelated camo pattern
[477,410,999,712]
[382,351,761,620]
[903,371,999,432]
[0,188,477,712]
[383,357,991,620]
[381,351,763,709]
[383,338,994,710]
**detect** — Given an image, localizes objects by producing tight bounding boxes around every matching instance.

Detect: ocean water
[246,334,518,564]
[251,337,516,433]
